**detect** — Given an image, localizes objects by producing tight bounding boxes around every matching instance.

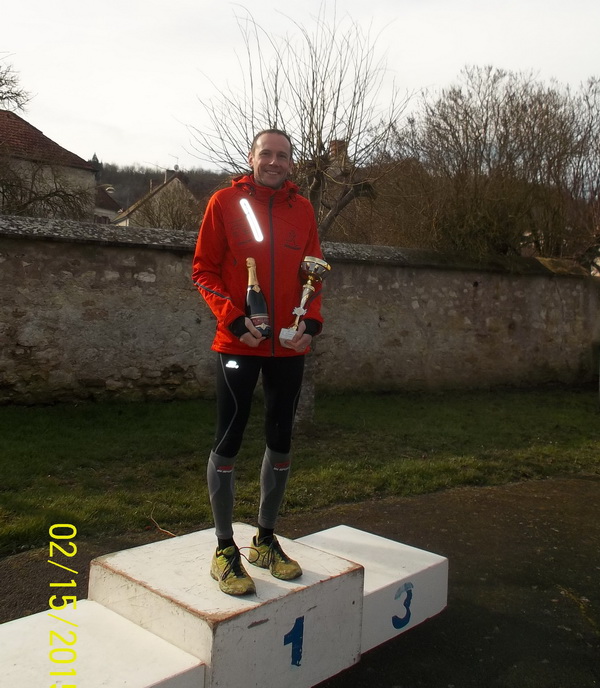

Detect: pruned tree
[188,7,409,424]
[188,6,408,239]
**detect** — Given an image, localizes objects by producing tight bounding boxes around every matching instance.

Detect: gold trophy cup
[279,256,331,345]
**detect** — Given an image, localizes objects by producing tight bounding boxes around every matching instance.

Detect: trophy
[279,256,331,345]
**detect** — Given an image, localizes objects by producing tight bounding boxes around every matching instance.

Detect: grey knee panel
[207,450,236,540]
[258,447,291,530]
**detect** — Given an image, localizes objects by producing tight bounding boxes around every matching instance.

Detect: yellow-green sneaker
[249,535,302,580]
[210,546,256,596]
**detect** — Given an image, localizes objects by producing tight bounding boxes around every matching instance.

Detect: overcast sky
[2,0,599,172]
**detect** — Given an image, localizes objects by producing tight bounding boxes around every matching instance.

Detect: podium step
[89,523,364,688]
[1,599,204,687]
[298,525,448,652]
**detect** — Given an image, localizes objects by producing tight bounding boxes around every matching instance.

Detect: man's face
[248,133,293,189]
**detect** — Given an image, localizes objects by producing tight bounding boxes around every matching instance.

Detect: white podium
[89,523,364,688]
[0,523,447,688]
[3,599,204,687]
[298,525,448,652]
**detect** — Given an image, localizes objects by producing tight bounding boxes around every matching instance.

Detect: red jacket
[192,174,324,357]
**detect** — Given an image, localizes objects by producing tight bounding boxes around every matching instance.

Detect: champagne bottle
[245,257,271,338]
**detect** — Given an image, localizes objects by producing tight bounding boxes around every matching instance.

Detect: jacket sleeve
[191,194,246,328]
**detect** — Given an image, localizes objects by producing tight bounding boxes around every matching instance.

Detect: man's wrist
[302,318,321,337]
[228,316,250,337]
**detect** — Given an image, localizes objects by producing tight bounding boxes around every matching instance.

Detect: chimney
[329,140,347,157]
[328,140,350,177]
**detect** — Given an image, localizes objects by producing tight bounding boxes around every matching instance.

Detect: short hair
[250,129,293,158]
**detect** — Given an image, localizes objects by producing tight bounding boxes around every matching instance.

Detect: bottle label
[251,314,270,329]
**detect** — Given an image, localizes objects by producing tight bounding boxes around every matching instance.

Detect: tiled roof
[0,109,94,171]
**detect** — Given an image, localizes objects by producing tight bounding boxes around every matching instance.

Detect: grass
[1,386,599,557]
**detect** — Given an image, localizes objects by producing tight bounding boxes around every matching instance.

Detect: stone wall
[1,216,599,404]
[318,247,599,391]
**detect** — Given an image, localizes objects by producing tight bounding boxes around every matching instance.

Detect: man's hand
[240,317,266,348]
[281,320,312,352]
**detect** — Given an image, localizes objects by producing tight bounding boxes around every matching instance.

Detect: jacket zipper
[268,194,276,356]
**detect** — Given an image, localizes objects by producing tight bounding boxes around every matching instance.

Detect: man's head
[248,129,293,189]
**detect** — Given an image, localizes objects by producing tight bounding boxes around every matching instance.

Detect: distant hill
[92,160,230,212]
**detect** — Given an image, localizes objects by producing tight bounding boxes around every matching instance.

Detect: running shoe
[250,534,302,580]
[210,545,256,596]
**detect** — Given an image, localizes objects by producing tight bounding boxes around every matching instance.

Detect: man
[192,129,325,595]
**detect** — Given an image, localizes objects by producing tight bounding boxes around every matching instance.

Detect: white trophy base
[279,327,297,345]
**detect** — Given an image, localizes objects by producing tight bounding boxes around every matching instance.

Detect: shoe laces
[218,546,253,580]
[258,537,290,567]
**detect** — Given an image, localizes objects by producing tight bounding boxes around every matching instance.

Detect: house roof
[113,172,197,222]
[0,109,94,171]
[95,185,122,212]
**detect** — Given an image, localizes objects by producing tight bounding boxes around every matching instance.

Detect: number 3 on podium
[392,581,414,629]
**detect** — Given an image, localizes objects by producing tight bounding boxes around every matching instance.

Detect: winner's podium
[0,523,448,688]
[88,523,364,687]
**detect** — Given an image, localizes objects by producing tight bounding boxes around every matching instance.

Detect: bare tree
[0,157,94,220]
[397,66,600,270]
[317,156,434,247]
[188,6,408,239]
[0,56,30,111]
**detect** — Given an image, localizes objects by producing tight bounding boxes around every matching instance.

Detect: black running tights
[212,353,305,458]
